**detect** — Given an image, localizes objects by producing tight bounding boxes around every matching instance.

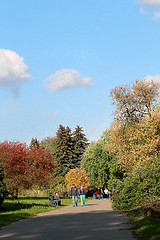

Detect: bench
[48,199,61,206]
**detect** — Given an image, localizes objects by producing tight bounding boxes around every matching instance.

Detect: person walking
[97,187,101,200]
[80,186,85,206]
[104,188,109,198]
[100,188,104,199]
[70,184,78,207]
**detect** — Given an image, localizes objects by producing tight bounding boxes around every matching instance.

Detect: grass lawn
[0,196,74,227]
[129,209,160,240]
[0,196,92,227]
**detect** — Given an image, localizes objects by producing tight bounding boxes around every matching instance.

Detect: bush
[141,197,160,217]
[65,168,90,193]
[49,176,65,189]
[112,157,160,210]
[52,184,70,198]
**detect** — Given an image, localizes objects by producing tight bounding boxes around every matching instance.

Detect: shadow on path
[0,200,138,240]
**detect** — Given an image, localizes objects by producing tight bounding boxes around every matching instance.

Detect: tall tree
[81,140,110,188]
[54,125,74,177]
[72,125,89,168]
[110,79,159,123]
[108,80,160,172]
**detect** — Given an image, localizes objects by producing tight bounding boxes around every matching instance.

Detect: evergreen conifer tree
[72,125,89,168]
[54,125,74,177]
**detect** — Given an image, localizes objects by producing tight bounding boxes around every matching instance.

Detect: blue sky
[0,0,160,145]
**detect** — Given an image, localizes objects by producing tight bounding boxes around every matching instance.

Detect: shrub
[141,197,160,217]
[65,168,90,192]
[112,157,160,210]
[52,184,70,198]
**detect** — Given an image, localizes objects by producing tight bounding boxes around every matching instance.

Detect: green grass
[0,196,73,226]
[129,209,160,240]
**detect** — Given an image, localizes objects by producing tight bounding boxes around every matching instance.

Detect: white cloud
[144,74,160,83]
[137,0,160,18]
[44,69,93,92]
[139,0,160,7]
[154,11,160,18]
[0,49,32,94]
[43,111,59,119]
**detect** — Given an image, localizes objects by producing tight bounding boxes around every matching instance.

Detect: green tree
[0,162,7,204]
[81,140,110,188]
[72,125,89,168]
[54,125,75,177]
[40,136,57,157]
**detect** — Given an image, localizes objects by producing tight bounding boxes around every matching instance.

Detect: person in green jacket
[80,186,85,206]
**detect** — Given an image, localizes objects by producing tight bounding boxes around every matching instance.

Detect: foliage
[129,209,160,240]
[0,162,7,204]
[0,141,29,198]
[54,125,88,177]
[52,184,70,197]
[112,157,160,210]
[40,136,57,157]
[65,168,90,192]
[49,176,65,189]
[72,125,89,168]
[141,197,160,217]
[54,125,75,177]
[29,138,40,149]
[107,154,124,190]
[81,140,109,188]
[26,147,56,187]
[0,141,56,198]
[81,132,123,189]
[110,79,159,123]
[108,80,160,172]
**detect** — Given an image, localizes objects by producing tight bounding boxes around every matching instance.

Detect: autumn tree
[29,138,40,149]
[0,141,29,198]
[65,168,90,193]
[108,80,160,171]
[0,141,56,198]
[0,162,7,204]
[72,125,89,168]
[26,147,56,187]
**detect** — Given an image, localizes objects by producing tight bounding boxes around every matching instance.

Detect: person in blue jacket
[70,184,78,207]
[80,186,85,206]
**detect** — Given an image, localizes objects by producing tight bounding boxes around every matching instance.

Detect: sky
[0,0,160,145]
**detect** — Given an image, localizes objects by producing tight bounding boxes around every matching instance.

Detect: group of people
[49,192,61,205]
[49,185,113,208]
[94,187,112,199]
[49,184,86,207]
[70,184,85,207]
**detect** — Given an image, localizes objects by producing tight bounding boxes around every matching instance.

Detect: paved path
[0,199,137,240]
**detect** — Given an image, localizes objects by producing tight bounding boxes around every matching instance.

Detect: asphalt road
[0,199,137,240]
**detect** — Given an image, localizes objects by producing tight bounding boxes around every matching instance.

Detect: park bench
[48,199,61,206]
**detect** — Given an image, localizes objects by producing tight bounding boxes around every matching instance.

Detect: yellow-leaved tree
[65,168,90,193]
[108,80,160,172]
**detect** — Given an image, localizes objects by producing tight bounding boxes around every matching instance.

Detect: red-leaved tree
[0,141,56,198]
